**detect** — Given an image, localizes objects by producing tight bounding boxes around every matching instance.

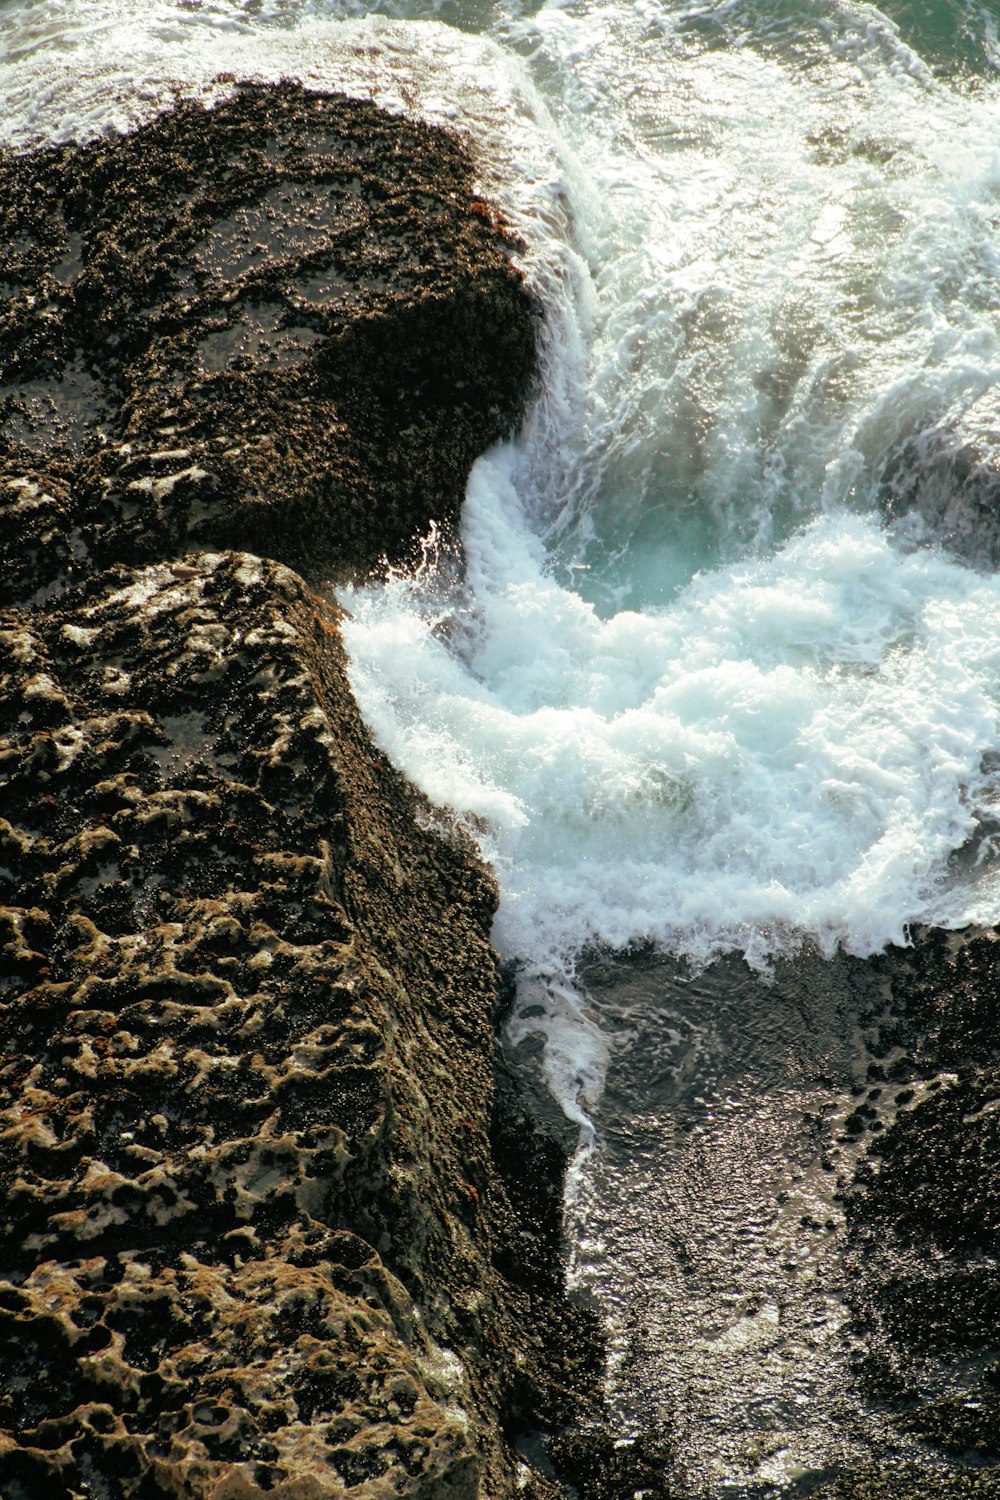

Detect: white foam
[9,0,1000,1099]
[345,471,1000,972]
[336,0,1000,1074]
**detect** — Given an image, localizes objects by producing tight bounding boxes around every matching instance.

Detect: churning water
[5,0,1000,1490]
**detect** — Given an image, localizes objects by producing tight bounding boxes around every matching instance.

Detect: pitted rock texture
[0,554,595,1499]
[0,87,596,1500]
[838,931,1000,1479]
[0,80,539,600]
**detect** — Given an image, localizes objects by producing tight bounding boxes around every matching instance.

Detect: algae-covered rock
[0,84,594,1500]
[0,81,539,599]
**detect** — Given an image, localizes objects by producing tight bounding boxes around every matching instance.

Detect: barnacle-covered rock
[0,83,594,1500]
[0,80,539,600]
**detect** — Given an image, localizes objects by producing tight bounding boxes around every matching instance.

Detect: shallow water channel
[518,949,962,1495]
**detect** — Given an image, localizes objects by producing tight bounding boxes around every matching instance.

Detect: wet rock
[0,550,597,1498]
[880,395,1000,567]
[547,1428,680,1500]
[535,936,1000,1497]
[841,931,1000,1475]
[0,85,593,1500]
[0,556,528,1494]
[808,1466,1000,1499]
[0,80,540,598]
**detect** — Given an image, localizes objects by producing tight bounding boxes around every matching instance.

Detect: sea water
[5,0,1000,1490]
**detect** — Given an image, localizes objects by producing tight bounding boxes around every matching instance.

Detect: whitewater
[8,2,1000,982]
[340,2,1000,977]
[6,0,1000,1488]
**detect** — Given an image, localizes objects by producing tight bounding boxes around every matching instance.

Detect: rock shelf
[0,84,594,1500]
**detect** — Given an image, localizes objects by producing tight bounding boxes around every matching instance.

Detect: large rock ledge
[0,80,538,590]
[0,86,596,1499]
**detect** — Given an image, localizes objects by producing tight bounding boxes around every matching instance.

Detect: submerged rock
[879,395,1000,568]
[0,85,594,1499]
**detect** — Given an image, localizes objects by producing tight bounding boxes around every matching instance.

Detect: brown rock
[0,84,595,1500]
[0,80,540,599]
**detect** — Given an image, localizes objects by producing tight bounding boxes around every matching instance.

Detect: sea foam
[7,0,1000,1064]
[343,0,1000,992]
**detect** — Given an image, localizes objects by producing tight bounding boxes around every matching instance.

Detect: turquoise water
[5,1,1000,1487]
[327,5,1000,1457]
[334,0,1000,982]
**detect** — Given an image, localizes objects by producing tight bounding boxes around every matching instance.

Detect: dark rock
[806,1465,1000,1499]
[841,931,1000,1474]
[879,396,1000,567]
[0,80,540,598]
[547,1428,680,1500]
[0,84,593,1499]
[544,936,1000,1496]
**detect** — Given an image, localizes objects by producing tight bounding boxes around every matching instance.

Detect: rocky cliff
[0,83,597,1500]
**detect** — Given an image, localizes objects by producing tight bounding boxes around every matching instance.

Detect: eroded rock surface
[0,81,538,599]
[838,931,1000,1473]
[880,396,1000,568]
[0,86,595,1500]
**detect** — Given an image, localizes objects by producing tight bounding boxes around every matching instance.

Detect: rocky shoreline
[543,936,1000,1500]
[4,73,1000,1500]
[0,84,597,1498]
